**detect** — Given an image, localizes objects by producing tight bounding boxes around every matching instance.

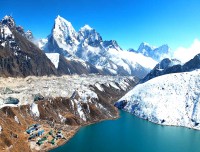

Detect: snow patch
[1,25,13,39]
[77,89,98,103]
[14,116,20,124]
[95,83,104,92]
[109,82,120,90]
[45,53,60,68]
[58,113,66,123]
[38,38,48,50]
[74,99,86,121]
[30,103,40,117]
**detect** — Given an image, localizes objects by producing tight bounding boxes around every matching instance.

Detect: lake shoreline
[49,110,200,152]
[122,109,200,131]
[47,112,120,152]
[48,108,200,152]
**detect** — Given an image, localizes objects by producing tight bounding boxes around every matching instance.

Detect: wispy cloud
[173,39,200,63]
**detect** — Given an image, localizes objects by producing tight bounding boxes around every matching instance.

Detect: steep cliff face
[0,75,139,152]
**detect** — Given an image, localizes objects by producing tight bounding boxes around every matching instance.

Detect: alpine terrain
[0,15,141,152]
[141,53,200,83]
[0,14,189,152]
[0,15,57,77]
[39,15,161,78]
[116,53,200,130]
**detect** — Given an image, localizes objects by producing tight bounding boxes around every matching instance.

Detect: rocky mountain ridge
[0,15,105,77]
[0,15,57,77]
[39,15,160,78]
[141,53,200,83]
[129,42,171,61]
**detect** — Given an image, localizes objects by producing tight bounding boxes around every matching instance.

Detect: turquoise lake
[51,111,200,152]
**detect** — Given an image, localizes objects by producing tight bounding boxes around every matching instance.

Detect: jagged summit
[55,15,74,30]
[0,15,57,77]
[25,30,34,40]
[48,15,79,55]
[0,15,34,42]
[53,15,77,40]
[139,42,157,51]
[38,15,160,78]
[1,15,15,28]
[80,24,93,31]
[103,40,121,50]
[129,42,171,61]
[78,25,102,47]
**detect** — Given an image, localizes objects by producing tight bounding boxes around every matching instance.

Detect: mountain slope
[141,58,181,83]
[39,15,158,78]
[59,55,103,75]
[0,16,57,77]
[0,15,102,77]
[116,70,200,130]
[141,53,200,83]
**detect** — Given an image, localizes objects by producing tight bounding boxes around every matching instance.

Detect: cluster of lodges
[26,124,66,146]
[26,124,44,140]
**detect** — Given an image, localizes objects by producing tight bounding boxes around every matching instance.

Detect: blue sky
[1,0,200,50]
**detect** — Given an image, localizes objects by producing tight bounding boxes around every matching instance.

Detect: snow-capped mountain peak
[103,40,122,51]
[49,15,79,55]
[55,15,75,31]
[38,16,162,78]
[53,15,77,42]
[25,30,34,40]
[155,44,170,54]
[135,42,170,61]
[78,24,102,46]
[138,42,156,50]
[80,24,93,31]
[1,15,15,28]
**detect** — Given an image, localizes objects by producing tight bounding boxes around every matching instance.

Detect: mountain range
[0,15,173,79]
[129,42,170,61]
[2,14,200,152]
[38,15,171,78]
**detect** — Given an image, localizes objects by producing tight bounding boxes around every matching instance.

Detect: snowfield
[117,69,200,130]
[46,53,60,68]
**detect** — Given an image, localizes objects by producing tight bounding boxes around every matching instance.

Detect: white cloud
[173,39,200,63]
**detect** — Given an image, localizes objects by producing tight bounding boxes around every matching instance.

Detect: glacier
[117,69,200,130]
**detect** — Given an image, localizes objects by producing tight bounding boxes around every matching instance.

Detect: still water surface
[51,111,200,152]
